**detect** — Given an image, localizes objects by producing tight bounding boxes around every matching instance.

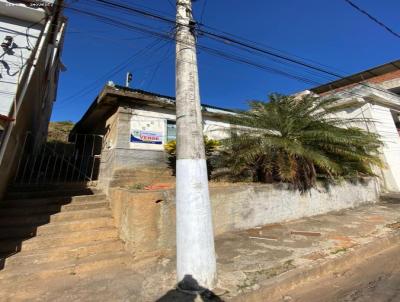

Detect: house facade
[71,84,232,191]
[0,0,66,198]
[74,61,400,194]
[300,60,400,192]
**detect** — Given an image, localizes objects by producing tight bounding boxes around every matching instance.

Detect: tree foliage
[215,94,383,191]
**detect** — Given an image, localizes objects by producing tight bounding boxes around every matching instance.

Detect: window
[166,120,176,142]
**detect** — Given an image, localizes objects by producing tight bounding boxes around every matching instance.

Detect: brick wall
[320,70,400,96]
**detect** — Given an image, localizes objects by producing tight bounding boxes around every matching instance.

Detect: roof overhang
[0,0,54,23]
[321,83,400,112]
[72,85,235,134]
[310,60,400,95]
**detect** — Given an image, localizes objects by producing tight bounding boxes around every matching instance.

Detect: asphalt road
[276,244,400,302]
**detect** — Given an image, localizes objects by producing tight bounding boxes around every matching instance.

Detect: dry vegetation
[47,121,74,142]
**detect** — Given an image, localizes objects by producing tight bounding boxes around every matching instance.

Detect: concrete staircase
[0,186,133,298]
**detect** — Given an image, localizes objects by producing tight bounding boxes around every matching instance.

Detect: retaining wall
[109,179,380,258]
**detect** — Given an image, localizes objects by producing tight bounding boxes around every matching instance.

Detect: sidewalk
[4,197,400,301]
[218,198,400,301]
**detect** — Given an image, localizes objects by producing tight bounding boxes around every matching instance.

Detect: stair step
[0,200,108,217]
[0,227,118,253]
[2,239,124,267]
[0,194,106,208]
[8,183,97,193]
[0,208,110,227]
[0,250,131,282]
[0,216,114,239]
[5,188,100,200]
[380,193,400,203]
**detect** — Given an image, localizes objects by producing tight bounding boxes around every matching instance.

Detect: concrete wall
[109,179,380,258]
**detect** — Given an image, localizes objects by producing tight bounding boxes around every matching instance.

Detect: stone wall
[108,179,380,259]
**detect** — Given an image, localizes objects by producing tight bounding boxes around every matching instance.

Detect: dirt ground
[273,244,400,302]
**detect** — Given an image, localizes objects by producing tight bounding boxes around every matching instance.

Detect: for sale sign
[131,130,163,144]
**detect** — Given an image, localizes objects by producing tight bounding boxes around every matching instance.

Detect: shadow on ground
[156,275,224,302]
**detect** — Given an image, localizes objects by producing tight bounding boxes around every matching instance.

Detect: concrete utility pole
[175,0,217,290]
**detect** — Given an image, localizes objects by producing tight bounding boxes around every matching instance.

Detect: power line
[65,5,325,86]
[343,0,400,39]
[61,1,394,102]
[56,38,167,108]
[85,0,400,97]
[63,4,368,99]
[90,0,340,77]
[90,0,345,76]
[199,0,208,24]
[166,0,175,13]
[145,44,173,90]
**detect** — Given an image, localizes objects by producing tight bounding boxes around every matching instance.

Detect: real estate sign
[131,130,162,144]
[130,115,164,148]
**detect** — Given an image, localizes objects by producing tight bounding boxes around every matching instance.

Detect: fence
[13,132,103,186]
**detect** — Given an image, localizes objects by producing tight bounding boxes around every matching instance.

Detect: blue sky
[51,0,400,122]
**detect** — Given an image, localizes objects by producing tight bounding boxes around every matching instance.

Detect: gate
[13,132,103,186]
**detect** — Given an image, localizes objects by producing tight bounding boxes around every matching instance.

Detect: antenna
[125,72,133,87]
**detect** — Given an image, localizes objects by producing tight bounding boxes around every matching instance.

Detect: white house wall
[369,104,400,192]
[204,119,231,140]
[125,108,232,151]
[332,98,400,192]
[0,16,41,116]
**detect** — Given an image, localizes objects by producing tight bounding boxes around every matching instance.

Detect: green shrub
[215,94,383,191]
[164,136,220,179]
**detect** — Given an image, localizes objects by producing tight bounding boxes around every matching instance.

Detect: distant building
[0,0,66,197]
[71,85,233,191]
[299,60,400,192]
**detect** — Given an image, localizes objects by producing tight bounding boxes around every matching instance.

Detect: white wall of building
[0,0,65,197]
[369,104,400,191]
[127,108,232,151]
[326,88,400,192]
[0,16,41,116]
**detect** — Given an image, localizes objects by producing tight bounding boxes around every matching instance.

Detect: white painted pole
[175,0,217,290]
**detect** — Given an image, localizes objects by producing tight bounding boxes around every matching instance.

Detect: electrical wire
[166,0,175,13]
[343,0,400,39]
[56,0,397,104]
[63,4,371,96]
[66,6,324,87]
[84,0,399,97]
[145,44,173,90]
[199,0,208,24]
[55,38,169,108]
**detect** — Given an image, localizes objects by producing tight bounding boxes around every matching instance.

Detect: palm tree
[216,94,383,191]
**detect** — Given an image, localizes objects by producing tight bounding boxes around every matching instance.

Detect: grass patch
[386,222,400,229]
[238,260,295,291]
[130,183,147,190]
[331,247,348,255]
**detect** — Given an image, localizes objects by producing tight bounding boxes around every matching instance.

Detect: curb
[230,230,400,302]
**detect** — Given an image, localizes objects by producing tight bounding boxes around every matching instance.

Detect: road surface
[276,244,400,302]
